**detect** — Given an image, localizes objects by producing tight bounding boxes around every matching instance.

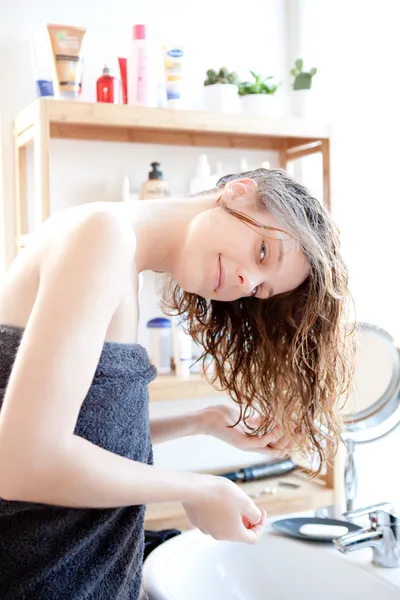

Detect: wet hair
[162,168,355,473]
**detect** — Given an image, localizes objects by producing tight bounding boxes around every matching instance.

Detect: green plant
[238,71,280,96]
[204,67,239,86]
[290,58,317,90]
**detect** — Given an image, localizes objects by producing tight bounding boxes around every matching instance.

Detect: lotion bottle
[140,162,170,199]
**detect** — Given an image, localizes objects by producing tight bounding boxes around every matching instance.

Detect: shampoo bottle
[127,24,148,105]
[140,162,170,199]
[240,157,249,171]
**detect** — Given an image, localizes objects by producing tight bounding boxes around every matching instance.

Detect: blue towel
[0,324,157,599]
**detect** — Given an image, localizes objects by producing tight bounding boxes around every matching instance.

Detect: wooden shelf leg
[33,103,50,230]
[279,142,288,170]
[321,138,331,210]
[14,136,28,251]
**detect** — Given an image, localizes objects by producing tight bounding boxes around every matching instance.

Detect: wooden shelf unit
[14,98,331,248]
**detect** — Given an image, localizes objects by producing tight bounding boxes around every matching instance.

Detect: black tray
[271,517,361,543]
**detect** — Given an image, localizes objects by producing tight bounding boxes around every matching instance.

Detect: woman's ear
[221,178,258,206]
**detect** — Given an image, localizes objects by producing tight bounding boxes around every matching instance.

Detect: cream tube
[162,45,184,108]
[47,24,86,99]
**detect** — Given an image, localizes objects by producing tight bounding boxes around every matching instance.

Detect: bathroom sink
[142,523,400,600]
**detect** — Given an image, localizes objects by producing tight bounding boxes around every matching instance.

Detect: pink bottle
[127,24,148,105]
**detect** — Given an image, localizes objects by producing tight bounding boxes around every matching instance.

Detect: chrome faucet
[334,502,400,568]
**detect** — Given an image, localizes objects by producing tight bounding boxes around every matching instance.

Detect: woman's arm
[150,411,207,445]
[151,404,294,459]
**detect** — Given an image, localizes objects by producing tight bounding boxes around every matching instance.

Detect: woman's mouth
[214,254,223,291]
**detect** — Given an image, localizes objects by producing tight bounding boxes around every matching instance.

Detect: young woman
[0,168,353,599]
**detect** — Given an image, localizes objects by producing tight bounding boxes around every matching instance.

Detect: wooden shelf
[149,373,223,402]
[144,470,335,531]
[14,98,331,248]
[15,98,330,151]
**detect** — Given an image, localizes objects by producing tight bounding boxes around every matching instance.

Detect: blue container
[147,317,172,373]
[36,79,54,97]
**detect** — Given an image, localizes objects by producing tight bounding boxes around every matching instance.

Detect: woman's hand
[183,474,267,543]
[201,404,295,460]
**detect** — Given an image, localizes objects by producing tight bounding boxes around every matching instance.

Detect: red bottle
[96,65,122,104]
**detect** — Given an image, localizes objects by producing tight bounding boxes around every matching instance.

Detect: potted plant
[291,58,317,90]
[203,67,240,114]
[239,71,281,116]
[289,58,317,118]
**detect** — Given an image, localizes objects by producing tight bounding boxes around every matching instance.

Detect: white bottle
[189,154,217,194]
[127,24,148,106]
[240,157,249,172]
[214,160,224,179]
[122,176,130,203]
[210,160,224,187]
[172,317,193,379]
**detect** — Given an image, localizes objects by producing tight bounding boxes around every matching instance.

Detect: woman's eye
[251,286,259,297]
[260,241,267,262]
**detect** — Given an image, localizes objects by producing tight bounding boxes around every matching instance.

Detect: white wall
[296,0,400,509]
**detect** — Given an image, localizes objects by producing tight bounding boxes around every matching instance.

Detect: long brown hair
[162,168,355,472]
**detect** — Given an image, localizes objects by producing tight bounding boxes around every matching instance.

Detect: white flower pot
[289,89,321,119]
[203,83,240,114]
[241,94,281,117]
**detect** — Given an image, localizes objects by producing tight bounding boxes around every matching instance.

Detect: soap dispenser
[140,162,170,199]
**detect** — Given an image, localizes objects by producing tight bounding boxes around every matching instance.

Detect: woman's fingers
[241,509,267,544]
[241,500,263,527]
[237,420,301,457]
[269,438,293,451]
[243,425,282,447]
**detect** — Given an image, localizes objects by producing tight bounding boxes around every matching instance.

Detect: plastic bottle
[189,155,218,194]
[214,160,224,180]
[96,65,122,104]
[122,176,130,203]
[127,24,148,106]
[31,31,54,97]
[140,162,170,199]
[172,317,193,379]
[162,44,185,108]
[240,157,249,172]
[147,317,172,374]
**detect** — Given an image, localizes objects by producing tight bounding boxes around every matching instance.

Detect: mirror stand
[344,439,357,512]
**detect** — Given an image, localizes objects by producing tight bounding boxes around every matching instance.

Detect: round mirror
[342,322,400,443]
[340,322,400,511]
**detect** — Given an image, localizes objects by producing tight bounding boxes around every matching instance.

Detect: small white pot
[203,83,240,114]
[289,89,319,119]
[241,94,281,117]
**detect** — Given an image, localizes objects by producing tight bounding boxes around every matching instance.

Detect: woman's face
[175,178,310,301]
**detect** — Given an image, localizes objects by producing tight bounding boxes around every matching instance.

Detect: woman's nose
[237,269,258,295]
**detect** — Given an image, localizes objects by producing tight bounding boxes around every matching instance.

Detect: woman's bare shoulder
[0,203,136,329]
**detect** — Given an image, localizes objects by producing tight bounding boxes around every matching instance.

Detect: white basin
[142,524,400,600]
